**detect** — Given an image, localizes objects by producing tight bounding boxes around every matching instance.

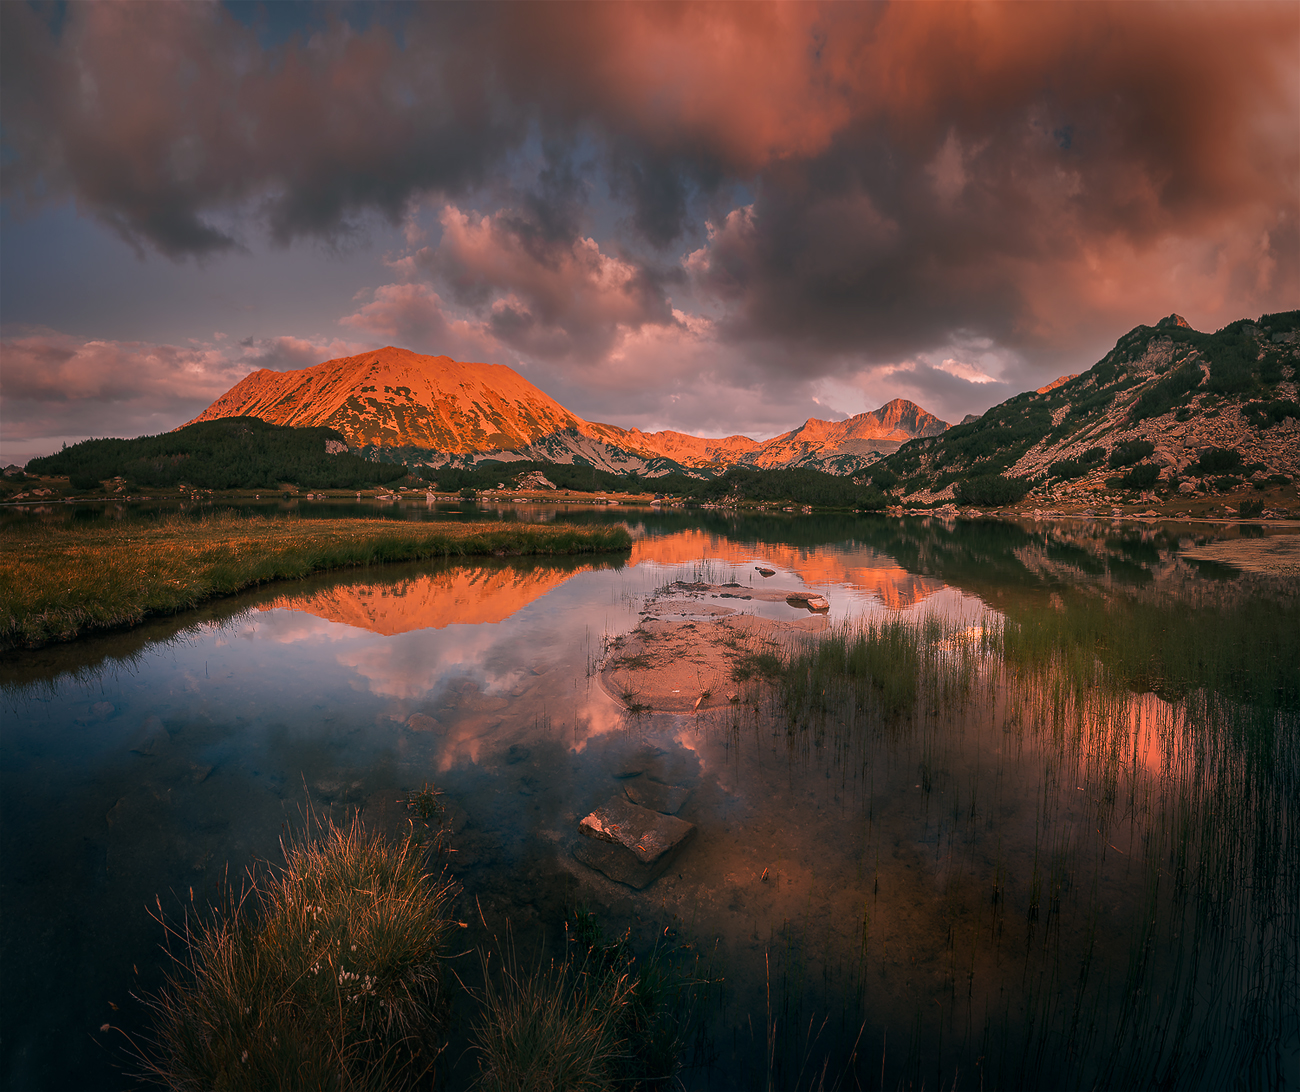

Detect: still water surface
[2,508,1296,1089]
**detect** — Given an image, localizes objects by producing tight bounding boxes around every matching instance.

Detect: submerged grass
[470,911,688,1092]
[762,602,1300,1089]
[136,816,458,1091]
[470,940,634,1092]
[0,513,631,649]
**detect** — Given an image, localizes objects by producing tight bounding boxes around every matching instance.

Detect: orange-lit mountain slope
[614,427,763,465]
[748,400,949,467]
[188,346,588,452]
[260,563,591,634]
[190,347,949,471]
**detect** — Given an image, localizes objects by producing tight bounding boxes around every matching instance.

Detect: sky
[2,1,1297,466]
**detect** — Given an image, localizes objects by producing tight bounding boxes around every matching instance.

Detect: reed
[470,911,687,1092]
[135,817,457,1091]
[759,600,1299,1089]
[0,513,631,649]
[470,943,633,1092]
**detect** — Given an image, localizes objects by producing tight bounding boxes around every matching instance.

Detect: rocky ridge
[878,311,1299,510]
[188,346,948,478]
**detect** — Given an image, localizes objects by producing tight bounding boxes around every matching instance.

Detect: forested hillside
[26,418,409,490]
[423,460,888,509]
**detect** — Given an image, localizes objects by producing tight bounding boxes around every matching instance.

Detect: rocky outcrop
[889,311,1300,508]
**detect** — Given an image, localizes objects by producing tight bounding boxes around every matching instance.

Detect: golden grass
[138,816,457,1091]
[0,513,631,650]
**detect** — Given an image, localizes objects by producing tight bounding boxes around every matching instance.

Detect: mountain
[869,311,1300,506]
[745,400,948,470]
[188,348,589,453]
[188,346,949,476]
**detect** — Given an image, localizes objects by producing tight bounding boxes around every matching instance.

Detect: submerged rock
[623,774,691,815]
[129,715,172,756]
[575,797,695,889]
[614,743,665,778]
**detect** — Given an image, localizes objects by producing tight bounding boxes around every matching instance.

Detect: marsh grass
[135,816,457,1091]
[470,928,634,1092]
[731,650,782,683]
[760,601,1299,1088]
[470,910,690,1092]
[0,513,631,649]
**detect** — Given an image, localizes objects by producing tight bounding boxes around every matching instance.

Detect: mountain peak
[190,348,951,474]
[187,347,585,453]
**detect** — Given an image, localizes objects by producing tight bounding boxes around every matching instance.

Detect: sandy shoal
[598,581,828,713]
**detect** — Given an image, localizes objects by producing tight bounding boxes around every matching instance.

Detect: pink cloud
[433,205,675,333]
[339,282,499,361]
[0,328,367,463]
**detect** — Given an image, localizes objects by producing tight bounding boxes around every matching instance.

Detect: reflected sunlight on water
[2,514,1296,1090]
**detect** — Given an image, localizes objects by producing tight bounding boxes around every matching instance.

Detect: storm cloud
[2,1,1296,457]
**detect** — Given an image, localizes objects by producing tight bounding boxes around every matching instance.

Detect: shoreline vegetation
[134,810,688,1092]
[0,515,631,652]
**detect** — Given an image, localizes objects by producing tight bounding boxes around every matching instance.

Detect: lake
[2,506,1297,1089]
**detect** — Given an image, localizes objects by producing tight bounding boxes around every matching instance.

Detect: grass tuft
[470,941,633,1092]
[136,816,457,1091]
[471,911,686,1092]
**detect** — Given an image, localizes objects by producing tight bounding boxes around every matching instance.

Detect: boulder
[1178,481,1198,494]
[623,775,691,815]
[755,567,776,576]
[575,797,695,889]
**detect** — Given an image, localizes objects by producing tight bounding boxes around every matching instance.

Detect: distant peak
[1155,314,1192,330]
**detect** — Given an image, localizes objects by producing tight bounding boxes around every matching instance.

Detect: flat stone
[577,795,696,889]
[573,839,669,889]
[623,775,691,815]
[580,797,693,863]
[787,593,830,612]
[755,567,776,576]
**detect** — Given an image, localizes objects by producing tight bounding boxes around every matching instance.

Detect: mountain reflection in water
[1,513,1295,1091]
[259,530,943,641]
[261,562,598,634]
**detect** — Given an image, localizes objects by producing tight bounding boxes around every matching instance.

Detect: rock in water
[786,591,830,611]
[575,797,695,888]
[623,775,691,815]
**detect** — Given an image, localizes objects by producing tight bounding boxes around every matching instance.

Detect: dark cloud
[2,0,1295,447]
[0,2,526,256]
[676,1,1298,372]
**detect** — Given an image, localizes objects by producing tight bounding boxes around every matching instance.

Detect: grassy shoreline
[0,514,631,651]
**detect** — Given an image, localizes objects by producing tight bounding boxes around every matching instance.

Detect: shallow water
[2,511,1297,1089]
